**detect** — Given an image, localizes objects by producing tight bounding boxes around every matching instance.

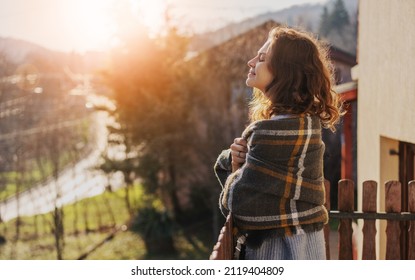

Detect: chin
[246,79,254,88]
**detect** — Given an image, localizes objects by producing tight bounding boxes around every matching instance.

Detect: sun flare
[130,0,167,34]
[62,0,115,51]
[60,0,167,52]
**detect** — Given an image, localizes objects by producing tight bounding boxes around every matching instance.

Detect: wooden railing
[209,214,234,260]
[325,179,415,260]
[210,179,415,260]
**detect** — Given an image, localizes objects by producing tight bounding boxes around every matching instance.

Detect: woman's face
[246,40,274,93]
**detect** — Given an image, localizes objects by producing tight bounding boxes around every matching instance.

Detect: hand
[230,137,248,172]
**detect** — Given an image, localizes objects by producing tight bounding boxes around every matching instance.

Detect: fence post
[209,214,234,260]
[323,180,331,260]
[223,214,233,260]
[338,179,354,259]
[362,180,377,259]
[217,231,225,259]
[408,181,415,260]
[385,181,401,260]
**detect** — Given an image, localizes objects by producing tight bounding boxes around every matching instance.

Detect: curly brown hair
[249,26,344,131]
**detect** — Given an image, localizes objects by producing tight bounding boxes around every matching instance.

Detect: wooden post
[362,180,377,259]
[224,214,233,260]
[408,181,415,260]
[209,214,234,260]
[338,179,354,259]
[217,232,224,259]
[323,180,331,260]
[385,181,401,259]
[209,250,218,260]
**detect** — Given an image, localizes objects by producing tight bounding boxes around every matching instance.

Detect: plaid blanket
[214,114,328,236]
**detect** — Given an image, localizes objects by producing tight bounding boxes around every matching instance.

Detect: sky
[0,0,327,53]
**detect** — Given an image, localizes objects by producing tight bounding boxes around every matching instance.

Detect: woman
[214,26,343,260]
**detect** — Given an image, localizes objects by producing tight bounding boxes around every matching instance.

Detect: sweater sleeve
[213,149,232,216]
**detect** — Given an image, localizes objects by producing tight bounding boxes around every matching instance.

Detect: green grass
[0,155,72,201]
[0,170,51,200]
[0,184,212,260]
[0,118,92,201]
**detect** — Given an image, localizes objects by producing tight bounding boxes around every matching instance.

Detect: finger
[233,139,248,152]
[237,150,246,158]
[231,147,242,157]
[234,137,248,147]
[232,155,245,164]
[230,143,248,154]
[231,150,246,162]
[233,137,242,143]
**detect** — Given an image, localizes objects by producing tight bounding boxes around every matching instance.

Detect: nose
[247,57,256,68]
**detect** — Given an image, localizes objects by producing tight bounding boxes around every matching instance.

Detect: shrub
[129,206,176,256]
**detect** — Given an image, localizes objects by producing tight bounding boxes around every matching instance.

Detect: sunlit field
[0,184,211,259]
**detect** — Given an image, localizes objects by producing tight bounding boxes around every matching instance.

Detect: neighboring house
[325,46,357,210]
[354,0,415,259]
[331,46,356,84]
[188,20,278,143]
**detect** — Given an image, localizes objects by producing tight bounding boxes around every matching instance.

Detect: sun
[59,0,167,52]
[59,0,115,52]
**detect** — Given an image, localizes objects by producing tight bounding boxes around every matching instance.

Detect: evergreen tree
[319,0,351,41]
[319,6,330,36]
[330,0,350,33]
[102,3,203,224]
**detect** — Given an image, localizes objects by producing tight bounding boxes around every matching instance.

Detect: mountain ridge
[189,0,358,55]
[0,36,107,75]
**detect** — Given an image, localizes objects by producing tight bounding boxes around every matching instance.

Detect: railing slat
[338,179,354,260]
[408,181,415,260]
[217,233,224,259]
[385,181,401,260]
[224,214,233,260]
[209,214,234,260]
[323,180,331,260]
[362,180,377,259]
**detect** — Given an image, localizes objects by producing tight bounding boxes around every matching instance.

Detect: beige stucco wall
[357,0,415,259]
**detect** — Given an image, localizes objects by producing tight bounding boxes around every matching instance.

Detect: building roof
[190,20,356,68]
[329,46,357,66]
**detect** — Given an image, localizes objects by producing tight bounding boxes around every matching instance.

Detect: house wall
[334,61,353,84]
[357,0,415,259]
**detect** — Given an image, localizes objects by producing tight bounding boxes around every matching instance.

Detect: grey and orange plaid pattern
[215,114,328,237]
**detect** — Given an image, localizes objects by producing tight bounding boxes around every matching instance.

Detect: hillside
[0,37,106,75]
[189,0,358,55]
